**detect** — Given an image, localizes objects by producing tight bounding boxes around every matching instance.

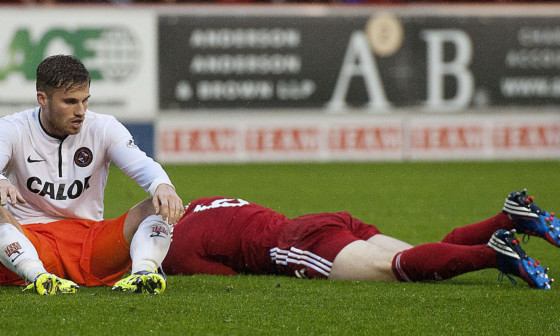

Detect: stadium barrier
[156,111,560,162]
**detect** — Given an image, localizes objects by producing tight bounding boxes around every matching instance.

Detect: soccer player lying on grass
[162,189,557,290]
[0,55,184,295]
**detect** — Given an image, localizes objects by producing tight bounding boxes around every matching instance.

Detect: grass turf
[2,161,560,335]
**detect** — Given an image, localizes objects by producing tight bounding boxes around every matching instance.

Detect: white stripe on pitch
[270,247,332,277]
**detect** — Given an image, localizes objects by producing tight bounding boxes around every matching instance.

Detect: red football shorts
[273,212,383,278]
[0,212,130,286]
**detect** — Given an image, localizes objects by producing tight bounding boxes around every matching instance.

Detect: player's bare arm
[153,184,184,225]
[0,179,26,206]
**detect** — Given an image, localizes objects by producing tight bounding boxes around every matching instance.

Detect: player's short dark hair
[36,55,91,96]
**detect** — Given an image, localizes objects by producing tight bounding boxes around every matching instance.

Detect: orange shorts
[0,212,131,287]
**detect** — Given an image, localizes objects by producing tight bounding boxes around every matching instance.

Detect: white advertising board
[0,7,156,121]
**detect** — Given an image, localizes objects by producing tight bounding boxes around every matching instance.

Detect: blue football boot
[502,189,560,247]
[487,229,552,290]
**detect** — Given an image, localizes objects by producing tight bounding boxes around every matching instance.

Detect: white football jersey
[0,107,173,224]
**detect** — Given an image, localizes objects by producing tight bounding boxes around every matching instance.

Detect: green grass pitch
[2,161,560,335]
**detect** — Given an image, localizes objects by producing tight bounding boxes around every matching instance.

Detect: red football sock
[392,243,497,282]
[440,212,514,245]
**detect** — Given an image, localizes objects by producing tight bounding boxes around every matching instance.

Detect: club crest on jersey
[150,225,169,238]
[74,147,93,167]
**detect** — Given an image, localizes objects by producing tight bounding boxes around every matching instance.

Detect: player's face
[37,84,90,138]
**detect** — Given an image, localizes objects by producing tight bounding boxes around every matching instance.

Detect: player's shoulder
[85,110,120,125]
[0,107,36,123]
[84,110,126,133]
[0,108,37,134]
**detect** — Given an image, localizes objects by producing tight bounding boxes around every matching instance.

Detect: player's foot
[23,273,79,295]
[487,229,552,289]
[502,189,560,247]
[112,270,167,294]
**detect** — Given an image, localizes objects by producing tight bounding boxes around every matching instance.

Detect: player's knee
[0,206,17,224]
[136,198,157,217]
[123,199,159,241]
[0,222,19,236]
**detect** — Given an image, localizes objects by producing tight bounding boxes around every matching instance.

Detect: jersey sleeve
[0,117,16,175]
[104,118,173,196]
[0,155,8,179]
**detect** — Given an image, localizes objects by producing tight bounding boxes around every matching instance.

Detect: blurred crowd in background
[0,0,546,5]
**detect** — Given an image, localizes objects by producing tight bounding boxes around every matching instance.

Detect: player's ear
[37,91,47,107]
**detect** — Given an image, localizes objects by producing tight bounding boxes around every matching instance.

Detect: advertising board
[159,10,560,112]
[0,8,157,120]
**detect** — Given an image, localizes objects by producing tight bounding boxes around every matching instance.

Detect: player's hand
[152,183,184,225]
[0,179,26,206]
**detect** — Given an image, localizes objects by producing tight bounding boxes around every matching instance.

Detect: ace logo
[0,26,140,83]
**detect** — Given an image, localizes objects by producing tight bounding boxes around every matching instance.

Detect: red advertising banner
[156,114,560,163]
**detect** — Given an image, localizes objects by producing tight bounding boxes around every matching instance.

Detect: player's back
[165,196,289,275]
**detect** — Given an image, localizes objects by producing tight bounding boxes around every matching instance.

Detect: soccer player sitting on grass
[162,189,557,290]
[0,55,184,295]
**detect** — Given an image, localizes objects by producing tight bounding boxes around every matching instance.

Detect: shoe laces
[498,271,518,286]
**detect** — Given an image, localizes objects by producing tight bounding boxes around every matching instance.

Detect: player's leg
[0,222,79,294]
[331,232,551,289]
[331,212,505,283]
[112,198,171,294]
[328,238,399,281]
[278,212,541,287]
[327,234,412,280]
[391,241,497,283]
[121,198,160,243]
[330,234,496,282]
[339,215,413,253]
[284,213,399,281]
[366,234,413,254]
[123,198,171,273]
[0,206,25,232]
[336,211,507,281]
[440,212,513,245]
[0,207,79,294]
[0,222,47,282]
[88,211,168,293]
[392,230,552,289]
[88,213,133,284]
[275,213,379,279]
[441,189,560,247]
[0,208,44,281]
